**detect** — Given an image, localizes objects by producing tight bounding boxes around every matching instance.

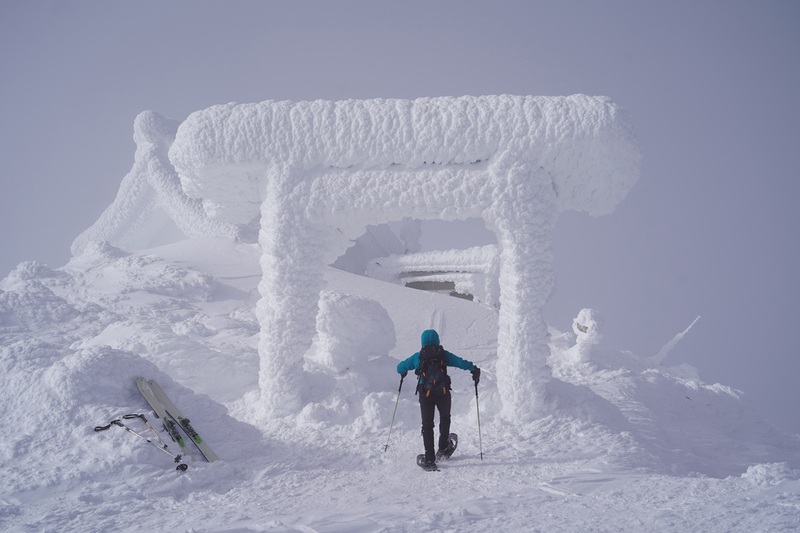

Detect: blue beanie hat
[421,329,440,346]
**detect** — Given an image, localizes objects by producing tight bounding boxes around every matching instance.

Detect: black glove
[400,371,408,379]
[471,367,481,385]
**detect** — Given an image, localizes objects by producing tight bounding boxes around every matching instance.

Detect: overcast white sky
[2,1,799,432]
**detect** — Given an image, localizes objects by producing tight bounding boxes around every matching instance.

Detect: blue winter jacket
[396,329,476,377]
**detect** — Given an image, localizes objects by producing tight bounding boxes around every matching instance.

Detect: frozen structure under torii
[78,94,640,421]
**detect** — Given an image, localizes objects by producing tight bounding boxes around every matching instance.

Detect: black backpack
[416,345,450,398]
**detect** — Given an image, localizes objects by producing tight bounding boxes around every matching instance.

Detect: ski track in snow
[2,237,800,532]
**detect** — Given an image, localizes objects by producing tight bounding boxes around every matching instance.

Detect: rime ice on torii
[73,95,640,421]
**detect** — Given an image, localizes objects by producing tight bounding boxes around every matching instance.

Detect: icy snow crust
[165,95,640,420]
[1,238,799,532]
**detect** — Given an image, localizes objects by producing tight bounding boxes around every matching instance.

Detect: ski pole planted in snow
[474,381,484,460]
[383,375,404,452]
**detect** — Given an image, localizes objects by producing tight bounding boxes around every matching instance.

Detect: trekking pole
[122,413,169,449]
[95,418,188,471]
[474,381,484,460]
[383,375,404,452]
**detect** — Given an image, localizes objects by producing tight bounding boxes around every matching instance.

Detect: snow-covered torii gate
[170,95,640,421]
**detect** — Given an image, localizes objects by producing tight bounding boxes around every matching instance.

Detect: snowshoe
[416,453,439,471]
[436,433,458,461]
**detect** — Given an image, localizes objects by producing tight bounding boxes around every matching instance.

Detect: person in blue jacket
[397,329,480,467]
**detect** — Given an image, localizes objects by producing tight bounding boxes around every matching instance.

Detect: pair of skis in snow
[416,433,458,472]
[134,377,219,464]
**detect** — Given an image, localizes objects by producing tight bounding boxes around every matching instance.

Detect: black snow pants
[420,392,452,462]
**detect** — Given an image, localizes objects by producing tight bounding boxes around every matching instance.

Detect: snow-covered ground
[2,236,799,532]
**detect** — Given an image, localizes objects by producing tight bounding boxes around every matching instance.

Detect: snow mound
[2,343,162,494]
[310,290,396,373]
[742,463,798,487]
[0,279,79,327]
[299,291,400,428]
[549,311,800,477]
